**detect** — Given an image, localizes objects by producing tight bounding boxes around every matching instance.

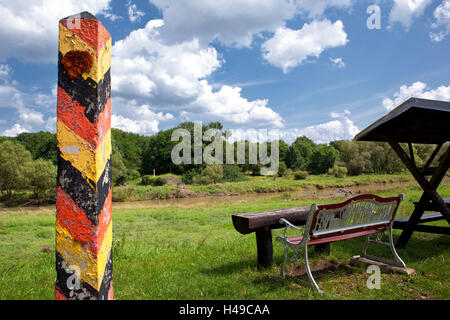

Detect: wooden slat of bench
[232,206,310,235]
[286,228,383,246]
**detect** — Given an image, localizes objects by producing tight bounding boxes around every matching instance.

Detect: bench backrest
[304,194,403,241]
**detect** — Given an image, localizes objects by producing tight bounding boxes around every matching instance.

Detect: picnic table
[355,97,450,247]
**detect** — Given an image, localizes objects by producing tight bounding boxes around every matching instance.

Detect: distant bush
[294,171,309,180]
[192,175,213,185]
[222,165,245,182]
[202,164,223,183]
[112,187,135,202]
[127,169,141,181]
[277,161,287,177]
[182,168,202,184]
[328,165,348,178]
[152,177,166,186]
[140,175,166,186]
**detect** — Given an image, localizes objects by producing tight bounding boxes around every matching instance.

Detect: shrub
[140,175,153,186]
[140,175,166,186]
[152,177,166,186]
[277,161,287,177]
[182,168,202,184]
[127,169,141,181]
[294,171,309,180]
[222,165,245,182]
[328,165,348,178]
[192,174,213,185]
[202,164,223,183]
[112,187,135,202]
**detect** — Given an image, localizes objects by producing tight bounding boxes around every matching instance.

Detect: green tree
[278,140,290,164]
[111,139,128,186]
[307,144,339,174]
[111,128,150,171]
[15,131,56,160]
[0,141,33,199]
[28,159,57,203]
[288,136,316,170]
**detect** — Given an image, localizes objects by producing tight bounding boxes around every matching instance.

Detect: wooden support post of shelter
[55,12,113,300]
[355,98,450,248]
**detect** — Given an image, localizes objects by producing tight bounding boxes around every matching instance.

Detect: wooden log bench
[276,194,406,293]
[232,206,330,269]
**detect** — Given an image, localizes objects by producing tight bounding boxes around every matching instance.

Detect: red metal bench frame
[276,194,406,293]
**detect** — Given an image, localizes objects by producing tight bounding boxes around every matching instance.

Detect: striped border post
[55,11,113,300]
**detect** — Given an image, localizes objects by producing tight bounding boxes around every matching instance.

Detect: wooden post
[55,12,113,300]
[256,227,273,269]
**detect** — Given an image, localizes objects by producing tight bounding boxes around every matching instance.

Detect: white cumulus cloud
[0,0,113,63]
[111,18,284,133]
[430,0,450,41]
[382,81,450,111]
[389,0,432,30]
[261,20,348,73]
[279,115,359,144]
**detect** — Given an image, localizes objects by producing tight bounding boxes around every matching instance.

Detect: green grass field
[0,178,448,300]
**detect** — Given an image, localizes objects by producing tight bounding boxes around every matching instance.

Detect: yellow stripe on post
[57,120,111,186]
[56,222,113,291]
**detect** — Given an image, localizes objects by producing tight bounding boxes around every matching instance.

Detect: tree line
[1,121,447,201]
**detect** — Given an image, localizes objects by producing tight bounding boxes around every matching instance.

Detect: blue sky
[0,0,449,143]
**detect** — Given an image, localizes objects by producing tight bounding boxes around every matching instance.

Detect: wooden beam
[408,142,415,166]
[393,224,450,235]
[232,206,310,234]
[387,139,450,221]
[423,143,443,170]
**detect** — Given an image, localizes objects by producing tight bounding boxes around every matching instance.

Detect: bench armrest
[279,218,304,238]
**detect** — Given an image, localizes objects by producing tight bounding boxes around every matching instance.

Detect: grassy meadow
[0,175,449,300]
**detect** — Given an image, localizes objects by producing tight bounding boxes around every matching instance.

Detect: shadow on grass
[199,258,260,276]
[396,233,450,264]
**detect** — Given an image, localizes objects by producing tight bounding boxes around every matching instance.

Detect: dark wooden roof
[355,98,450,144]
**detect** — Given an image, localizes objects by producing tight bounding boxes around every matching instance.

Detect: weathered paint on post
[55,11,113,300]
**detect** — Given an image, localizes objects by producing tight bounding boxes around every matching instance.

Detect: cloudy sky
[0,0,449,143]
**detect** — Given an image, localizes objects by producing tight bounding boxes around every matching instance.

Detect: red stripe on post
[56,186,112,258]
[57,86,111,149]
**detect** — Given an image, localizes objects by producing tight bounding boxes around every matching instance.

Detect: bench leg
[361,227,406,268]
[256,228,273,269]
[304,245,322,293]
[389,226,406,268]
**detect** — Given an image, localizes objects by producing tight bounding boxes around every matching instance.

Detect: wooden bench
[232,206,330,269]
[276,194,406,293]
